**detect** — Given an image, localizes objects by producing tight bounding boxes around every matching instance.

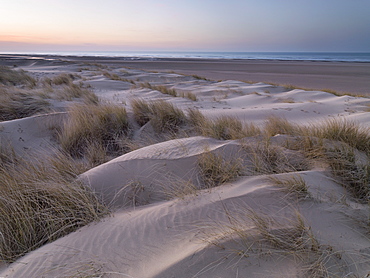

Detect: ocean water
[5,51,370,62]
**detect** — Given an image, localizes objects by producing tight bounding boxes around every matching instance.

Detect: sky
[1,0,370,53]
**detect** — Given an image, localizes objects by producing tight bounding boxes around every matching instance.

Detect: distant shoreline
[1,51,370,63]
[1,54,369,96]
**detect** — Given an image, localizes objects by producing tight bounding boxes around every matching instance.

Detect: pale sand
[0,57,369,277]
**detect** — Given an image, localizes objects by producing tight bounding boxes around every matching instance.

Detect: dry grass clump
[0,66,36,87]
[103,71,135,84]
[162,178,199,200]
[131,98,152,126]
[179,91,197,101]
[0,87,50,121]
[282,84,303,90]
[189,111,255,140]
[279,118,370,201]
[325,145,369,201]
[198,151,243,188]
[133,100,253,140]
[150,100,186,133]
[278,97,295,103]
[51,73,76,85]
[203,116,247,140]
[264,116,300,137]
[310,119,370,155]
[131,99,186,133]
[139,82,178,97]
[0,140,16,167]
[187,107,207,129]
[185,92,197,101]
[284,136,326,160]
[269,175,310,199]
[191,74,210,81]
[58,103,131,162]
[0,152,107,262]
[57,83,99,104]
[42,75,98,104]
[320,88,365,97]
[202,205,332,277]
[244,142,309,175]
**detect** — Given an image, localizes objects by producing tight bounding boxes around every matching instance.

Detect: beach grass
[325,145,369,201]
[202,116,247,140]
[269,175,310,199]
[57,103,131,163]
[51,73,75,85]
[264,116,299,137]
[0,66,36,87]
[139,82,178,97]
[150,100,187,133]
[0,150,108,262]
[131,98,153,126]
[0,87,50,121]
[309,118,370,155]
[179,91,197,101]
[131,99,186,133]
[198,150,243,188]
[243,141,309,175]
[201,204,328,277]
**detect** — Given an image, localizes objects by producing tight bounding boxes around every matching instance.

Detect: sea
[3,51,370,62]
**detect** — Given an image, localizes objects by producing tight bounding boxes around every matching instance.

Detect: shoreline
[1,54,369,96]
[2,53,370,63]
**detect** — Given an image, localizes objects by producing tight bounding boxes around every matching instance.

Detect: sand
[0,55,369,277]
[1,54,370,95]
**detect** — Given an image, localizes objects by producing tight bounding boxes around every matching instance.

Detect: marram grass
[0,151,108,262]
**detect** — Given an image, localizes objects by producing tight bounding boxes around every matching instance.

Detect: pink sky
[1,0,369,52]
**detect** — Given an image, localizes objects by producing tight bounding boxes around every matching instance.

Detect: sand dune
[0,57,369,277]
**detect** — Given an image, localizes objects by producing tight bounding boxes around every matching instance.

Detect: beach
[106,59,370,96]
[1,54,370,95]
[0,55,369,277]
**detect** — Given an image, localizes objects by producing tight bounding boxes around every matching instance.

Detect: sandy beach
[106,59,370,96]
[1,54,370,96]
[0,55,369,277]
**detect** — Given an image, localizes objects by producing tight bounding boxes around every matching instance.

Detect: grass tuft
[269,175,310,199]
[150,100,187,133]
[204,116,246,140]
[0,152,107,262]
[192,114,250,140]
[311,119,370,155]
[201,204,329,277]
[0,66,36,87]
[0,140,17,167]
[139,82,178,97]
[52,73,75,85]
[179,91,197,101]
[131,98,153,126]
[187,108,207,131]
[58,103,131,161]
[0,87,50,121]
[264,116,299,137]
[198,151,243,188]
[243,142,309,175]
[103,71,135,84]
[131,99,186,133]
[325,145,369,201]
[61,83,98,104]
